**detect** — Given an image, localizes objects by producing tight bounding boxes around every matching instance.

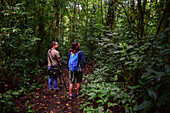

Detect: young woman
[68,42,86,99]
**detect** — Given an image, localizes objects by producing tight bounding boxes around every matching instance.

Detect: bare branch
[3,0,10,9]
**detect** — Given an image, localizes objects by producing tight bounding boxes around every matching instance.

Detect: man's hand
[59,63,62,67]
[57,57,62,67]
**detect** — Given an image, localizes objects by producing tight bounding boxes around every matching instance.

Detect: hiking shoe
[54,88,60,92]
[47,89,52,92]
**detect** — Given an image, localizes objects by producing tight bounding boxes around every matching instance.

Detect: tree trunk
[25,0,29,25]
[131,0,135,11]
[137,0,146,39]
[101,0,103,24]
[0,0,5,27]
[60,14,64,41]
[93,0,96,20]
[53,0,60,40]
[36,1,45,57]
[84,0,89,42]
[106,0,116,30]
[163,1,170,63]
[163,1,170,31]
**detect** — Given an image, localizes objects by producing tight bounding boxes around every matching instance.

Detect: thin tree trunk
[163,1,170,63]
[25,0,29,25]
[36,1,45,57]
[93,0,96,25]
[84,0,88,42]
[0,0,5,27]
[131,0,135,11]
[106,0,116,30]
[73,0,77,40]
[74,0,77,37]
[163,1,170,31]
[60,14,64,41]
[101,0,103,24]
[53,0,60,40]
[137,0,146,39]
[85,0,88,27]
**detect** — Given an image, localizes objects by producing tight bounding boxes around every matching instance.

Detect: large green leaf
[88,93,96,100]
[147,89,157,102]
[134,101,153,111]
[108,102,118,107]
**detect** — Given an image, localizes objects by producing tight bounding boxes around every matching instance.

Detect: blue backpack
[68,52,79,71]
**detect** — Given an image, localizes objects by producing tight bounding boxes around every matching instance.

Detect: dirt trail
[16,63,94,113]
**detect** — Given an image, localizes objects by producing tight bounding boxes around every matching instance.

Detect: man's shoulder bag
[47,50,60,76]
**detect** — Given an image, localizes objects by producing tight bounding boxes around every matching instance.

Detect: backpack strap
[50,50,57,60]
[48,49,58,67]
[48,51,53,67]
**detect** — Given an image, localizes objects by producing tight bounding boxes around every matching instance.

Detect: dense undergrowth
[0,28,45,112]
[1,0,170,112]
[80,25,170,112]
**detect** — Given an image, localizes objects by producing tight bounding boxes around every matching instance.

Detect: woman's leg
[69,83,74,94]
[77,83,81,94]
[76,71,83,94]
[69,71,75,99]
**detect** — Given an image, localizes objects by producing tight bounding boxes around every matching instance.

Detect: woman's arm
[80,52,86,68]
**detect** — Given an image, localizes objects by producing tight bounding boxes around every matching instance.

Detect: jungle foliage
[0,0,169,112]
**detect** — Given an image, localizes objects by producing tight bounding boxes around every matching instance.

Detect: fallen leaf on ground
[61,96,65,98]
[36,93,39,95]
[36,88,40,90]
[41,104,45,106]
[50,110,54,113]
[38,107,43,109]
[68,107,72,110]
[81,101,84,103]
[4,84,8,87]
[44,107,48,109]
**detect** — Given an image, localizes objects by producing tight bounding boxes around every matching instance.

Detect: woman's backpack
[68,52,79,71]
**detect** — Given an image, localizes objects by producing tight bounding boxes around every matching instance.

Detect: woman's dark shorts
[69,71,83,84]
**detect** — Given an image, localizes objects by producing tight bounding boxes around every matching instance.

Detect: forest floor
[14,62,95,113]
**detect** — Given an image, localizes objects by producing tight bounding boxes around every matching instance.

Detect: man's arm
[57,57,62,67]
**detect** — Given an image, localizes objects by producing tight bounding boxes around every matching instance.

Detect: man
[47,41,62,92]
